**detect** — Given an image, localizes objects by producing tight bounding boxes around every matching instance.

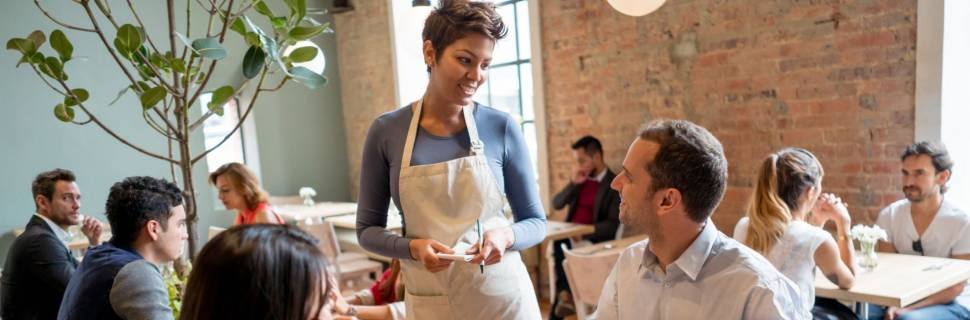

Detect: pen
[477,219,484,274]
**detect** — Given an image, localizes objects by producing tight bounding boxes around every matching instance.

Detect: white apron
[397,99,540,320]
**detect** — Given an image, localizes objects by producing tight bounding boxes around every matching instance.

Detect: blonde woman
[733,148,858,319]
[209,162,284,225]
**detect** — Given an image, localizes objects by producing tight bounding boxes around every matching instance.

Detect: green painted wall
[0,0,348,265]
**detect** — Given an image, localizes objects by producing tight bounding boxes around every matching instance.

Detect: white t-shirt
[734,217,831,313]
[876,198,970,309]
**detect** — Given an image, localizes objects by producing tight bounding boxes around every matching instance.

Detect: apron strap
[401,99,484,169]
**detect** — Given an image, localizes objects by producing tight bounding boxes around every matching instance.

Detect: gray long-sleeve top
[356,103,547,260]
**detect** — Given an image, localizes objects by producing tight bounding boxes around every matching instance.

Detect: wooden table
[815,253,970,318]
[537,220,596,302]
[275,202,358,223]
[571,235,646,256]
[13,225,110,251]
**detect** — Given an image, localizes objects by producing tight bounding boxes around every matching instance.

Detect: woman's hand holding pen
[409,239,454,273]
[467,226,515,266]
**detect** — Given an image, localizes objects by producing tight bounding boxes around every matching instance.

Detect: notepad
[436,253,474,262]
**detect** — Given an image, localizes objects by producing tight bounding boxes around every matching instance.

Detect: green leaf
[244,32,261,47]
[174,32,195,52]
[283,0,306,23]
[288,66,326,89]
[113,38,132,60]
[139,86,166,110]
[271,16,287,29]
[50,29,73,62]
[242,46,266,79]
[27,30,46,49]
[287,46,317,63]
[110,86,131,105]
[208,85,234,116]
[115,24,144,54]
[136,81,152,92]
[229,17,247,36]
[171,59,186,73]
[191,36,226,60]
[289,24,327,41]
[40,56,67,80]
[254,1,273,17]
[242,16,282,68]
[64,88,89,106]
[17,51,44,67]
[53,104,75,122]
[6,38,37,55]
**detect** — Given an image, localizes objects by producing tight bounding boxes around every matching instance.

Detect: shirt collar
[591,167,608,182]
[640,219,717,281]
[34,213,72,246]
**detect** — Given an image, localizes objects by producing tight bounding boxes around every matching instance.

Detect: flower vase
[302,196,314,207]
[859,240,878,272]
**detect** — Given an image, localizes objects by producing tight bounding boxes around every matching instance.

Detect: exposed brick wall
[540,0,917,234]
[333,1,397,200]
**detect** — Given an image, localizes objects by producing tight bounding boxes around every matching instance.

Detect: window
[917,0,970,209]
[391,0,541,178]
[199,93,260,177]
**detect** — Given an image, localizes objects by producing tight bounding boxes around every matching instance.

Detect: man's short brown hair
[32,168,76,209]
[637,120,727,223]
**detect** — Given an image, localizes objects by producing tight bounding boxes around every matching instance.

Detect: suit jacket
[1,215,78,320]
[552,169,621,243]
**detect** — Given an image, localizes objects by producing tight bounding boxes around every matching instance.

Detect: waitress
[355,0,545,319]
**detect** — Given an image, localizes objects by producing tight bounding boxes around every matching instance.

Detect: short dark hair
[423,0,508,72]
[637,120,728,223]
[571,135,604,157]
[105,176,183,247]
[180,224,332,320]
[32,168,76,209]
[901,141,953,193]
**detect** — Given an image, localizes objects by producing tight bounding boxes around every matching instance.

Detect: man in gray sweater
[57,176,187,320]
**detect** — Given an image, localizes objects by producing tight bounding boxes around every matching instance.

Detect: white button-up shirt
[592,222,808,320]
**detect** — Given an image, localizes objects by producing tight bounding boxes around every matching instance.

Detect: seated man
[550,135,620,319]
[1,169,102,320]
[871,142,970,320]
[58,176,187,320]
[592,120,806,319]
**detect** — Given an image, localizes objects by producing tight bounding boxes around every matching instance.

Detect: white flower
[849,224,888,243]
[299,187,317,198]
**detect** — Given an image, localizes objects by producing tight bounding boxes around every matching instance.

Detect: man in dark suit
[1,169,102,319]
[549,136,621,320]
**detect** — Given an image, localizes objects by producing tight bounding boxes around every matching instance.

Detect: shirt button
[663,282,672,288]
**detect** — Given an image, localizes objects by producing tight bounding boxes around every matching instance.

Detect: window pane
[473,79,491,106]
[200,94,246,172]
[492,4,517,65]
[520,62,533,121]
[486,64,520,116]
[523,121,539,179]
[516,1,531,60]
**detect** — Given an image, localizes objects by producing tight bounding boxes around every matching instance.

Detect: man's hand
[571,168,589,185]
[80,216,103,246]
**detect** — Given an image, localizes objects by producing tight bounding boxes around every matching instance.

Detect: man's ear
[656,188,682,216]
[36,195,50,212]
[936,169,952,186]
[145,220,161,241]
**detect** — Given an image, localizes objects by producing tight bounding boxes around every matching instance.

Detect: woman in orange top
[209,162,285,225]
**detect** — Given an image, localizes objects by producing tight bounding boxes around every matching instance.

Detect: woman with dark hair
[355,0,544,318]
[733,148,858,319]
[180,224,333,320]
[209,162,284,225]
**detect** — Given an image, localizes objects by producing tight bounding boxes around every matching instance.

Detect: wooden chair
[208,226,226,241]
[562,243,623,319]
[300,221,383,290]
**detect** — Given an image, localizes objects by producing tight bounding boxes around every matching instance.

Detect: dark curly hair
[180,224,332,320]
[105,176,183,247]
[31,168,76,210]
[422,0,508,72]
[901,141,953,193]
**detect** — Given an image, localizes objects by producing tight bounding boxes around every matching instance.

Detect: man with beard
[591,120,805,320]
[1,169,103,319]
[872,142,970,320]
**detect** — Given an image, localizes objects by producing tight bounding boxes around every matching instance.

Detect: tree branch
[191,67,265,164]
[28,64,68,96]
[54,78,178,164]
[188,110,215,132]
[80,2,141,88]
[143,110,180,140]
[125,0,163,58]
[258,77,289,92]
[34,0,96,32]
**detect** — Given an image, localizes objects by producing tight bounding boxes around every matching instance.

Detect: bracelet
[346,306,358,316]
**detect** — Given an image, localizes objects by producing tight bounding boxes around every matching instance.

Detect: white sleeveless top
[733,217,831,312]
